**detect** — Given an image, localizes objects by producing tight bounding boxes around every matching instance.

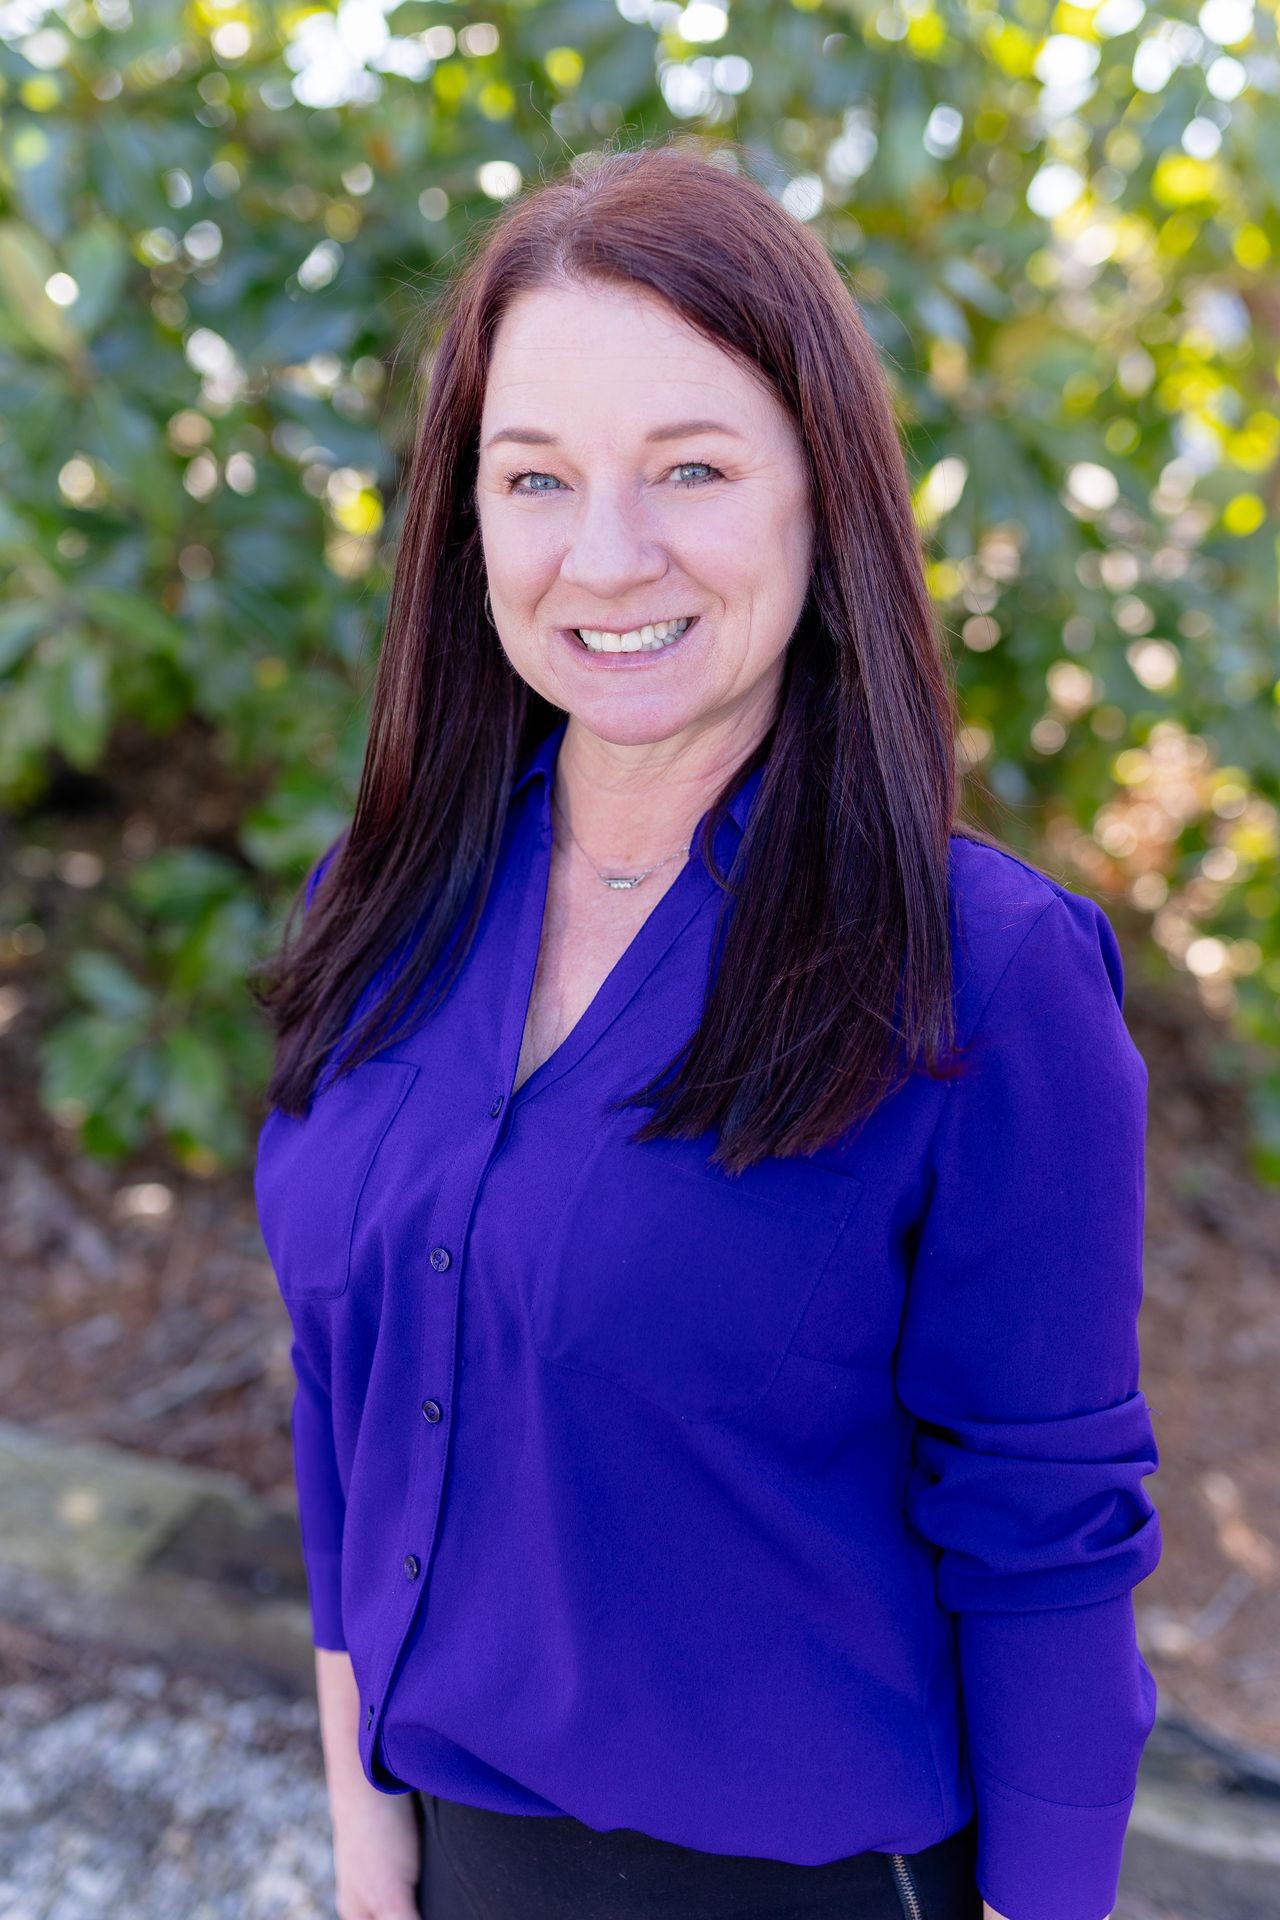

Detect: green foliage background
[1,0,1277,1175]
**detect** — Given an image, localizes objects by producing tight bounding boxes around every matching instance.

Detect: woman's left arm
[895,890,1162,1920]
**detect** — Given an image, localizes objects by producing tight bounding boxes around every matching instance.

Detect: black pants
[411,1790,981,1919]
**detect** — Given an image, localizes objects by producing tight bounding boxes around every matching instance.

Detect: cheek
[757,505,814,622]
[482,517,560,607]
[483,542,570,692]
[688,524,800,630]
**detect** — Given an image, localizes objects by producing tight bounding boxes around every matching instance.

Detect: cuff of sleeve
[974,1759,1135,1920]
[301,1544,347,1651]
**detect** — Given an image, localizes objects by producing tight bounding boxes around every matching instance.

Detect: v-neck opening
[507,815,715,1113]
[499,715,759,1114]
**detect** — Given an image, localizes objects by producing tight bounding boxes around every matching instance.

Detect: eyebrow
[481,418,745,453]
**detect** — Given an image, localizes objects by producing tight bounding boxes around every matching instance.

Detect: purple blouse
[254,713,1161,1920]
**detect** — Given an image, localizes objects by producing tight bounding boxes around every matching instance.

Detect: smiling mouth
[572,616,697,654]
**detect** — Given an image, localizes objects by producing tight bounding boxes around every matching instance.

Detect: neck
[551,703,773,872]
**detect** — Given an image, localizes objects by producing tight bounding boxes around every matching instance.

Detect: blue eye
[503,470,562,494]
[502,461,724,496]
[671,462,721,488]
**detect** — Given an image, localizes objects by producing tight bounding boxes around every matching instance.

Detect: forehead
[480,282,771,430]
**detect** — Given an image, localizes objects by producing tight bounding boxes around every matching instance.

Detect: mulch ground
[2,884,1277,1758]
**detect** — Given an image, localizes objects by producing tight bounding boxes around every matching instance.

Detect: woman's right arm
[316,1647,422,1919]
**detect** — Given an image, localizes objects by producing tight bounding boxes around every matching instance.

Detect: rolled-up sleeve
[289,1329,348,1650]
[894,889,1162,1920]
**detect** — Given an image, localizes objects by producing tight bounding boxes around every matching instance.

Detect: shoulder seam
[917,894,1061,1176]
[962,893,1064,1056]
[951,832,1072,909]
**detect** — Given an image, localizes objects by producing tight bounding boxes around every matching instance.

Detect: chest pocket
[254,1060,418,1303]
[529,1129,865,1424]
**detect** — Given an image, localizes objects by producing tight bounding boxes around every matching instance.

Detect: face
[473,279,814,756]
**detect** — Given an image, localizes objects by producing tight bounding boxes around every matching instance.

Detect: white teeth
[575,616,693,654]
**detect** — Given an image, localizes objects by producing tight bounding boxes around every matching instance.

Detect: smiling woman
[249,138,1158,1920]
[474,278,813,739]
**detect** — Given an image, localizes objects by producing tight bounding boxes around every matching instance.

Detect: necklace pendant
[603,873,644,889]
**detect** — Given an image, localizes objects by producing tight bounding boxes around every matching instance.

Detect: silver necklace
[551,787,691,890]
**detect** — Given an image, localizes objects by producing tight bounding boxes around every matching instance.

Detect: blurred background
[0,0,1277,1914]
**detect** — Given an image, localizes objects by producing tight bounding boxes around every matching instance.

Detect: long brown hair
[249,136,1005,1174]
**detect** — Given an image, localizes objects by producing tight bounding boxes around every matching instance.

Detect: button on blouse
[254,714,1161,1920]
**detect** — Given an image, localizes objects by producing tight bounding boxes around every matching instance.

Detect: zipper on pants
[889,1853,925,1920]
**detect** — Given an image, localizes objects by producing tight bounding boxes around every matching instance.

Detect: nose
[557,484,670,602]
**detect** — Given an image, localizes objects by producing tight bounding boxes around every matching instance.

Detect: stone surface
[0,1418,314,1694]
[0,1654,339,1919]
[2,1418,1279,1917]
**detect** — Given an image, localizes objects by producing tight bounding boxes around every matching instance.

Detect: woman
[251,141,1161,1920]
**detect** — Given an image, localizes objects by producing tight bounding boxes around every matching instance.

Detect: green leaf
[41,1011,144,1108]
[67,951,154,1021]
[155,1028,230,1139]
[81,388,175,524]
[46,638,110,769]
[78,585,186,656]
[0,220,80,359]
[127,849,243,916]
[61,217,130,339]
[0,602,51,675]
[6,119,77,246]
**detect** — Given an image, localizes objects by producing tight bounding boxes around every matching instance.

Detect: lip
[556,615,702,668]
